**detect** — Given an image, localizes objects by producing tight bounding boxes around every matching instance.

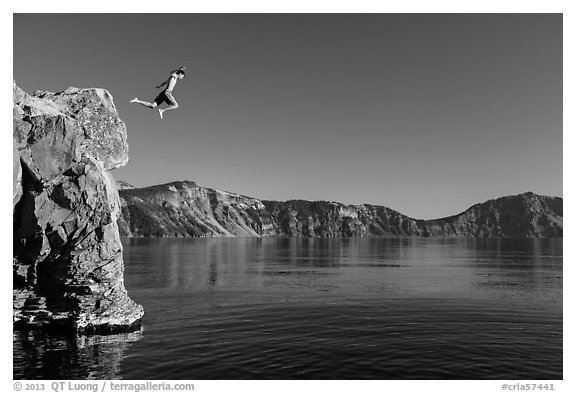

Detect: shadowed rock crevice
[13,82,143,334]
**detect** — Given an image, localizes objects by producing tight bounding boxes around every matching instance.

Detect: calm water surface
[14,238,562,379]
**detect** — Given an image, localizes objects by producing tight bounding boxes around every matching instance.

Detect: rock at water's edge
[13,82,143,334]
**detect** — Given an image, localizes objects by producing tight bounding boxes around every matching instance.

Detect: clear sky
[13,13,562,219]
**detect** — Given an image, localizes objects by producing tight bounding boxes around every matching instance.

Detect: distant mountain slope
[418,192,562,237]
[259,200,421,237]
[116,180,136,190]
[118,181,266,237]
[117,181,562,238]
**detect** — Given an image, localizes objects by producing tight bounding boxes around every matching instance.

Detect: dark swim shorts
[154,89,177,106]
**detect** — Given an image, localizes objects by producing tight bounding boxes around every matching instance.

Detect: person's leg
[158,92,178,119]
[130,98,158,109]
[158,103,178,119]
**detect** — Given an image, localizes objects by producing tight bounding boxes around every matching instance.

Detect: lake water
[13,238,562,380]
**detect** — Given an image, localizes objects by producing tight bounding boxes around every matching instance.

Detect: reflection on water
[123,238,562,302]
[13,329,143,379]
[14,238,562,379]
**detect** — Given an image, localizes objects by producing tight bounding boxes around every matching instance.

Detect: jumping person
[131,66,186,119]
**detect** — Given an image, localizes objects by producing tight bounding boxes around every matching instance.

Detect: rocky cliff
[118,181,266,237]
[13,83,144,333]
[118,181,562,238]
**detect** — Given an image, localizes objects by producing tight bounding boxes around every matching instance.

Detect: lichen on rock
[13,82,143,334]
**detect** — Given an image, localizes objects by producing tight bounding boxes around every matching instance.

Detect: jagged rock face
[118,181,562,238]
[118,182,421,238]
[13,83,143,334]
[118,181,266,237]
[260,200,421,237]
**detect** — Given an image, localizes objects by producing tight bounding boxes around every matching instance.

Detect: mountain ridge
[117,180,562,238]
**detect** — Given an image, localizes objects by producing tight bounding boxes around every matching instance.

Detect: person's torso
[166,75,178,92]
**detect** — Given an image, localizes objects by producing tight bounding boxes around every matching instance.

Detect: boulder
[13,82,143,334]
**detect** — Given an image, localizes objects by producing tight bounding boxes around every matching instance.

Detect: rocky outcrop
[118,181,562,238]
[13,83,143,334]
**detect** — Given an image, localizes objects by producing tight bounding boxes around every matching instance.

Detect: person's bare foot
[158,108,164,119]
